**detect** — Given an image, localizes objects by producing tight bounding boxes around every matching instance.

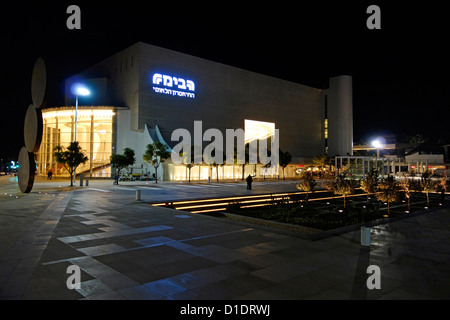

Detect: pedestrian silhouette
[246,174,254,190]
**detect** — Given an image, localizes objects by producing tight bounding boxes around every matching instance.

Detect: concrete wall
[405,152,444,164]
[64,42,355,180]
[136,42,324,161]
[66,43,141,131]
[325,75,353,157]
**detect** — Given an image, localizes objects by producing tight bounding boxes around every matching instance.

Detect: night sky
[1,1,449,162]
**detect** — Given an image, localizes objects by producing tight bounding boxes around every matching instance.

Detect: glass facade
[37,107,115,178]
[244,119,275,144]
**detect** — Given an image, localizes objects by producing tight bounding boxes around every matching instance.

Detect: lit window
[244,119,275,144]
[37,107,115,178]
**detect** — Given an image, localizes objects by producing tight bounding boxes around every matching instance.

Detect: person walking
[246,174,254,190]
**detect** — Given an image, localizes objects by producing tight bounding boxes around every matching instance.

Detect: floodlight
[371,139,382,148]
[73,84,90,96]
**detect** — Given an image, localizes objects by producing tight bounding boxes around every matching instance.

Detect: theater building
[36,42,353,180]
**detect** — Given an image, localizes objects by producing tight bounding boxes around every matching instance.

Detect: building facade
[37,42,353,180]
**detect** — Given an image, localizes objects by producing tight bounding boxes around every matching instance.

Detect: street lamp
[72,83,90,142]
[71,83,90,186]
[371,139,383,158]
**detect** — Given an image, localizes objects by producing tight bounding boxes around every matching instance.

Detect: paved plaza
[0,176,449,301]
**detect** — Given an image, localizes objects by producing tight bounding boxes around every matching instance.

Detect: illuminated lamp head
[371,139,382,148]
[71,83,90,96]
[371,137,385,148]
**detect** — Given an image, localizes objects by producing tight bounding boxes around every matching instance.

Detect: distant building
[350,137,450,178]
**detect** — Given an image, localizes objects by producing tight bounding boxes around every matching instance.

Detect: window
[244,119,275,144]
[37,107,115,178]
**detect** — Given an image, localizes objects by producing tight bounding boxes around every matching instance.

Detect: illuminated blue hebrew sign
[152,73,195,99]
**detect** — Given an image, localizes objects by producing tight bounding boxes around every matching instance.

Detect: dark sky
[1,1,449,161]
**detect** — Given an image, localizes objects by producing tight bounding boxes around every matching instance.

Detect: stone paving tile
[76,279,114,298]
[214,274,274,296]
[1,181,450,301]
[118,285,161,300]
[134,236,175,247]
[166,272,209,290]
[143,278,186,297]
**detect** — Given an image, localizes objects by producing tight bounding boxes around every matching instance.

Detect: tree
[210,161,220,182]
[349,177,358,200]
[420,173,439,206]
[180,145,195,182]
[53,142,88,187]
[262,162,271,180]
[279,150,292,180]
[322,178,336,201]
[334,173,352,208]
[143,141,171,184]
[110,148,135,184]
[376,175,399,215]
[439,172,448,204]
[313,154,329,175]
[398,173,414,211]
[204,148,223,182]
[440,171,448,191]
[296,171,316,202]
[239,143,250,181]
[360,169,379,203]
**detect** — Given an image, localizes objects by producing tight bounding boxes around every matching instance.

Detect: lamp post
[71,84,90,186]
[73,84,90,142]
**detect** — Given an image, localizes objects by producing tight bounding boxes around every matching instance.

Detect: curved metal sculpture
[18,58,46,193]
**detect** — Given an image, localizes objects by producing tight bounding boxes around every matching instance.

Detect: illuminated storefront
[37,106,115,178]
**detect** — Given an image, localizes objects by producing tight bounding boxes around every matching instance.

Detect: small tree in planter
[376,175,399,215]
[334,173,352,208]
[322,178,336,201]
[398,173,414,211]
[349,177,359,201]
[421,173,440,207]
[296,171,316,203]
[439,172,448,203]
[361,169,379,204]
